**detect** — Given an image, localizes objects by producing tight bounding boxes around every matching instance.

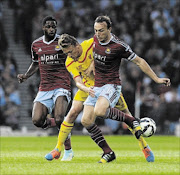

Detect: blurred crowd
[0,53,21,130]
[0,2,21,130]
[0,0,179,134]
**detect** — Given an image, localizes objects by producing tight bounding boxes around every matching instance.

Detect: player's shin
[105,108,135,127]
[55,121,74,151]
[105,108,143,139]
[128,126,148,149]
[86,123,112,154]
[138,136,148,150]
[64,134,72,150]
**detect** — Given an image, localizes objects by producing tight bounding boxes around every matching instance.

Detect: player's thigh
[54,96,68,117]
[94,96,109,116]
[81,105,96,127]
[66,100,84,123]
[32,102,48,120]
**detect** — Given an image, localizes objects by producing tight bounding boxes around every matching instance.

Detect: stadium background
[0,0,179,136]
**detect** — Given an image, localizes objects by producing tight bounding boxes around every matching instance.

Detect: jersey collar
[43,34,58,45]
[99,34,113,45]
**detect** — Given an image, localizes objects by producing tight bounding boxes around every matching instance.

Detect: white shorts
[84,84,121,108]
[34,88,71,114]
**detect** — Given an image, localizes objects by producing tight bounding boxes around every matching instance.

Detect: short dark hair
[95,15,112,29]
[58,34,78,48]
[42,16,57,26]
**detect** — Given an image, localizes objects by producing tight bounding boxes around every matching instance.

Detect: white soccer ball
[140,117,156,137]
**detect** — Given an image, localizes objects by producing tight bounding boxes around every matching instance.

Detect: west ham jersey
[31,34,71,91]
[93,34,137,87]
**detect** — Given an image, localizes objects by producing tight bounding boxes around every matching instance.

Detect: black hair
[95,15,112,29]
[42,16,57,26]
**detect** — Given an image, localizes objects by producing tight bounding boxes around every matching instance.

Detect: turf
[0,135,179,175]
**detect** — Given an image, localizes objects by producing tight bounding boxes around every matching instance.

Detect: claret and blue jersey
[31,34,71,92]
[93,34,137,87]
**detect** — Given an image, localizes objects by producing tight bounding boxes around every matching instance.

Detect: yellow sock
[55,121,74,151]
[138,136,148,150]
[128,127,148,150]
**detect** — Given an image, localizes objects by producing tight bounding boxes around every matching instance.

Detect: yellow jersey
[66,38,94,87]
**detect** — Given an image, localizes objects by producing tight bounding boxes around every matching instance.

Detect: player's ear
[108,27,112,32]
[76,43,80,48]
[42,25,45,31]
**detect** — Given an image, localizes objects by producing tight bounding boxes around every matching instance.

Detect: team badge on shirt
[55,45,61,51]
[105,48,111,54]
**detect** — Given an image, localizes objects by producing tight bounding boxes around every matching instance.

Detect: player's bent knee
[54,117,64,127]
[94,108,106,118]
[32,118,44,128]
[81,118,93,128]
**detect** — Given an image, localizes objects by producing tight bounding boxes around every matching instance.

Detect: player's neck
[106,33,112,42]
[75,45,83,59]
[79,45,83,57]
[45,35,56,42]
[99,33,112,45]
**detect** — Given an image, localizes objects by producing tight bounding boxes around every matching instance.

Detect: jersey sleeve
[31,43,38,62]
[65,57,80,79]
[120,43,137,61]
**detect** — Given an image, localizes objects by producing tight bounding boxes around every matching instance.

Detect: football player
[17,16,73,161]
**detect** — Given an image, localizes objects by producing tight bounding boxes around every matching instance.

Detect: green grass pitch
[0,135,179,175]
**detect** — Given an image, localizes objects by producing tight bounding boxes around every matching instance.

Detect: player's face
[94,22,111,43]
[62,45,82,61]
[43,21,57,39]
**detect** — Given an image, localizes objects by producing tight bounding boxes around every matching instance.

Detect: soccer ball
[140,117,156,137]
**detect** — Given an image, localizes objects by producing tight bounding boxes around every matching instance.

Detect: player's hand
[17,74,28,83]
[156,78,171,86]
[88,86,95,97]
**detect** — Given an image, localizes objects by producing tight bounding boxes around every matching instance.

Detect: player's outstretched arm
[17,62,39,83]
[132,56,171,86]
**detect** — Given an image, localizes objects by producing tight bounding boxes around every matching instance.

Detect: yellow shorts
[115,93,128,111]
[74,89,88,101]
[74,90,128,111]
